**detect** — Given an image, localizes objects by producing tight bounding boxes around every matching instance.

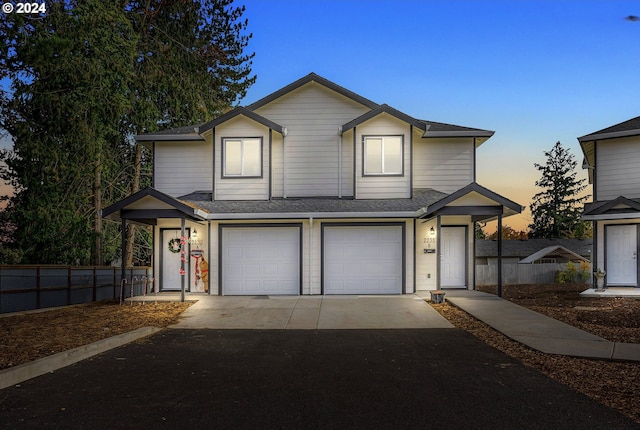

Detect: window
[363,136,403,175]
[223,138,262,178]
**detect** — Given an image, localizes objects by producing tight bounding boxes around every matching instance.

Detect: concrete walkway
[439,289,640,362]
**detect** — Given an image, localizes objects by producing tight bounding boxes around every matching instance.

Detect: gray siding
[254,82,370,197]
[214,117,270,201]
[596,137,640,200]
[155,140,212,197]
[355,115,411,199]
[413,137,474,194]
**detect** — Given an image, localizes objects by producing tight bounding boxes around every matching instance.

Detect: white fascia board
[583,213,640,221]
[205,211,417,220]
[194,209,209,219]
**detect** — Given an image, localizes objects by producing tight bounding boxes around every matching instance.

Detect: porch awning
[582,196,640,221]
[101,187,207,225]
[415,182,523,221]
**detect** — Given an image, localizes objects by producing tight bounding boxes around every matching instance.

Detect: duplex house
[103,73,522,295]
[580,116,640,288]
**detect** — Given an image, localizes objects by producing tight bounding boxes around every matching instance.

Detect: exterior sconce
[192,229,198,240]
[429,227,435,237]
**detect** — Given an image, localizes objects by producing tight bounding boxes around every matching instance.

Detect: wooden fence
[0,265,151,313]
[475,263,591,286]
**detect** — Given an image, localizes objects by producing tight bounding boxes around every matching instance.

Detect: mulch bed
[0,300,192,370]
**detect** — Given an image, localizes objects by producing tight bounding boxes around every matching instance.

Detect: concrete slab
[612,342,640,361]
[167,294,453,330]
[580,287,640,298]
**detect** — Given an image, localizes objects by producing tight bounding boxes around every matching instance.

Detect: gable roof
[578,115,640,142]
[583,196,640,219]
[199,107,284,134]
[102,187,206,225]
[417,182,523,220]
[518,245,588,264]
[422,121,494,139]
[341,104,426,132]
[246,72,380,111]
[476,239,592,260]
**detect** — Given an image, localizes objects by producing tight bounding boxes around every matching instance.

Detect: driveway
[169,294,454,329]
[2,329,636,429]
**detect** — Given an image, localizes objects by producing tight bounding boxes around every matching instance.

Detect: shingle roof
[476,239,592,259]
[578,115,640,142]
[179,189,449,215]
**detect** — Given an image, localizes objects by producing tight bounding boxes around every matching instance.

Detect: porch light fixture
[429,227,435,237]
[192,229,198,240]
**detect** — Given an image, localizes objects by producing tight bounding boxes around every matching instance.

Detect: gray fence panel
[475,263,590,286]
[1,266,151,313]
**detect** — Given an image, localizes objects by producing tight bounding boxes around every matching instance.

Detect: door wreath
[168,238,182,253]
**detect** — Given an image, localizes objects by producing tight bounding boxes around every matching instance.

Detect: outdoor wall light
[429,227,435,237]
[192,228,198,240]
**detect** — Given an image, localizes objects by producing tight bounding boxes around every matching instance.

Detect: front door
[606,225,637,286]
[440,226,466,288]
[161,228,190,291]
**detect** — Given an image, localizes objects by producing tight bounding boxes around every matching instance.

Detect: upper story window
[363,135,403,176]
[222,137,262,178]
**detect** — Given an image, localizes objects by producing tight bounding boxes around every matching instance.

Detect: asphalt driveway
[1,329,636,429]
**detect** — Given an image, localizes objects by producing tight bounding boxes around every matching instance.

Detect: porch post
[497,213,503,297]
[436,215,441,289]
[180,217,186,303]
[121,218,127,285]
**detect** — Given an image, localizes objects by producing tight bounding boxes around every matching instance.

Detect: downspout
[283,127,288,198]
[337,126,342,198]
[309,216,313,294]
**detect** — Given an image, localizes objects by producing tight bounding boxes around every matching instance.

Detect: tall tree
[528,141,590,239]
[0,0,255,265]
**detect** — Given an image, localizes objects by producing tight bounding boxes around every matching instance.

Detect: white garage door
[324,225,403,294]
[222,226,300,295]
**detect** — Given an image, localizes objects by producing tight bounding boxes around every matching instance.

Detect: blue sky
[2,0,639,230]
[238,0,640,230]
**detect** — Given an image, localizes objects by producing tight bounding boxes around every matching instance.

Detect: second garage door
[323,224,404,294]
[222,226,300,295]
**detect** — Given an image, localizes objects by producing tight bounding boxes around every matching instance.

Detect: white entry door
[161,229,190,291]
[440,226,466,288]
[222,226,300,295]
[606,225,637,286]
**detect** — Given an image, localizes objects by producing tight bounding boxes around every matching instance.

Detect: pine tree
[528,141,590,239]
[0,0,255,264]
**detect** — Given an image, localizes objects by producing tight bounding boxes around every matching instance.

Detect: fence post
[93,266,97,302]
[67,266,72,305]
[36,266,41,309]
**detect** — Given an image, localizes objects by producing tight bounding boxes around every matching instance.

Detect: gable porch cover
[417,182,523,295]
[102,187,206,301]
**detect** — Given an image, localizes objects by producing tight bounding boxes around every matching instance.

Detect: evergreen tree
[528,141,590,239]
[0,0,255,264]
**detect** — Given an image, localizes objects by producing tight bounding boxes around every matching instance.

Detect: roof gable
[341,104,426,133]
[102,187,205,225]
[246,72,380,111]
[583,196,640,216]
[578,115,640,142]
[417,182,523,220]
[199,107,284,134]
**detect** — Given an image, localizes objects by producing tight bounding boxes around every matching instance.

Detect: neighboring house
[579,115,640,288]
[476,239,592,265]
[103,73,522,295]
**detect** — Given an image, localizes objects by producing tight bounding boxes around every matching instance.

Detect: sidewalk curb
[0,326,162,390]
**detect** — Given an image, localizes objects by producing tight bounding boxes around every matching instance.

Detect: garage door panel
[324,225,403,295]
[222,227,300,295]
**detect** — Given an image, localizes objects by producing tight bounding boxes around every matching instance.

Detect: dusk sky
[2,0,639,231]
[238,0,640,231]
